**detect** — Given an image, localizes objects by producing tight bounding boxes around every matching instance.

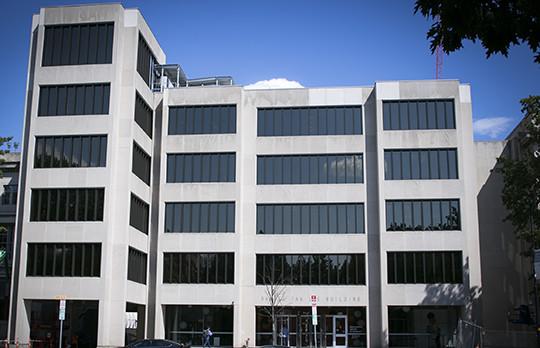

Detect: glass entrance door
[277,315,290,346]
[332,315,348,348]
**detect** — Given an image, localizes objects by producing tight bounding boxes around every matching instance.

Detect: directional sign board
[59,299,66,321]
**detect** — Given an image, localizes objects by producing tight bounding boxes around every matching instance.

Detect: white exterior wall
[10,5,165,347]
[374,81,482,346]
[156,86,370,344]
[11,4,482,348]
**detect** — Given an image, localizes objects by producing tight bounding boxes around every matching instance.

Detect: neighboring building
[10,4,483,348]
[0,152,20,338]
[475,120,537,347]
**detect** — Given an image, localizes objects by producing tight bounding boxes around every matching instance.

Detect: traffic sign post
[311,295,318,348]
[58,299,66,348]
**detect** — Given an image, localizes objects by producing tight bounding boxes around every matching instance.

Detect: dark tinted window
[132,142,151,185]
[165,202,234,233]
[257,203,364,234]
[167,153,235,183]
[384,149,458,180]
[163,253,234,284]
[387,251,462,284]
[128,247,147,284]
[35,135,106,168]
[169,105,236,135]
[257,154,363,184]
[258,106,362,136]
[135,93,153,138]
[386,199,460,231]
[383,100,455,130]
[26,243,101,277]
[137,34,156,88]
[130,194,149,234]
[38,83,110,116]
[164,306,233,346]
[256,254,365,285]
[30,188,104,221]
[42,23,113,66]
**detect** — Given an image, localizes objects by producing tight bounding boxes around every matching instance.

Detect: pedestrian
[280,325,289,346]
[203,327,213,348]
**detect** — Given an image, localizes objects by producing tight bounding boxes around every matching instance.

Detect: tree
[259,267,287,346]
[497,96,540,247]
[414,0,540,63]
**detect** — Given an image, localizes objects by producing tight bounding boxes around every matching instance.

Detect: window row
[128,247,147,284]
[34,135,107,168]
[137,34,157,88]
[26,243,101,277]
[135,93,153,138]
[132,142,151,185]
[163,253,234,284]
[42,22,114,66]
[169,105,236,135]
[38,83,110,116]
[384,149,458,180]
[387,251,463,284]
[258,106,362,136]
[256,254,365,285]
[383,100,455,130]
[165,202,235,233]
[257,154,363,185]
[130,194,149,234]
[257,203,364,234]
[30,188,104,222]
[386,199,460,231]
[166,153,236,183]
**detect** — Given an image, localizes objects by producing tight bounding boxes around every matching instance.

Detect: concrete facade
[10,4,484,348]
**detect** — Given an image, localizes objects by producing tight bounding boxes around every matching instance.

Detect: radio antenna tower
[435,15,443,79]
[435,43,443,79]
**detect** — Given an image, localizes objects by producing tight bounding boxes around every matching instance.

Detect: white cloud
[244,78,304,90]
[473,117,513,139]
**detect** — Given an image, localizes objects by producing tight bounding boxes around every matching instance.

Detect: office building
[10,4,483,347]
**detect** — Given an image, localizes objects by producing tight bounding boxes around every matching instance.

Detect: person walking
[203,327,213,348]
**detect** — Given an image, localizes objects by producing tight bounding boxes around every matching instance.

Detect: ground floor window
[125,302,146,345]
[256,306,366,348]
[29,299,98,348]
[164,305,233,346]
[388,306,460,348]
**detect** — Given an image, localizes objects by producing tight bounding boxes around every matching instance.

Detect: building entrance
[332,315,348,348]
[256,306,366,348]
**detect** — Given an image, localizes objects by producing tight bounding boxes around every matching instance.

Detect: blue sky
[1,0,539,144]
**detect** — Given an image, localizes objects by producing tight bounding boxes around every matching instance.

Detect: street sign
[310,295,318,348]
[311,294,318,325]
[59,299,66,321]
[311,305,318,325]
